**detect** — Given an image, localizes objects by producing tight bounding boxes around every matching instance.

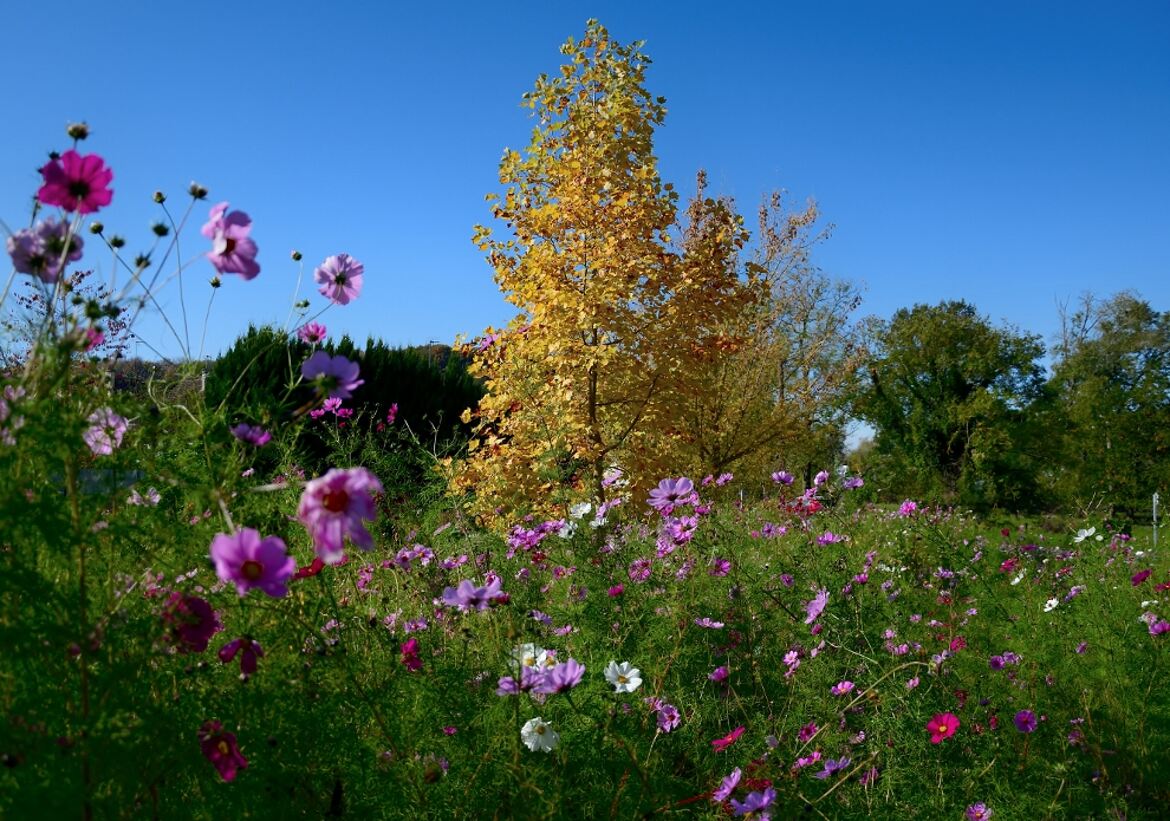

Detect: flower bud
[66,122,90,141]
[151,222,169,237]
[89,222,104,235]
[153,190,166,204]
[134,254,151,269]
[109,235,126,249]
[291,250,303,261]
[188,182,208,200]
[209,276,222,288]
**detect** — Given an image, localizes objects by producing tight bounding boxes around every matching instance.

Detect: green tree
[854,300,1045,509]
[1044,292,1170,516]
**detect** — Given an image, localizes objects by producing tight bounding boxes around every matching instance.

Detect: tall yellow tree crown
[450,20,761,527]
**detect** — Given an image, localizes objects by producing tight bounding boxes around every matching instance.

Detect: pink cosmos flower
[647,477,695,513]
[400,637,423,671]
[297,321,327,344]
[315,253,364,305]
[804,589,829,624]
[297,467,383,563]
[209,528,296,597]
[7,218,84,283]
[926,712,960,744]
[230,423,271,447]
[37,150,113,214]
[218,637,264,677]
[711,726,745,752]
[302,351,364,399]
[201,202,260,279]
[1013,710,1038,733]
[441,577,505,611]
[771,470,795,485]
[198,721,247,782]
[712,767,742,803]
[830,680,855,697]
[83,407,128,455]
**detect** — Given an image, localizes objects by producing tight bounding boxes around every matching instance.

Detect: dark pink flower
[37,150,113,214]
[201,202,260,279]
[711,725,745,752]
[218,637,264,677]
[401,637,423,671]
[209,528,296,597]
[1013,710,1038,733]
[297,467,383,563]
[927,712,960,743]
[198,721,247,781]
[161,592,221,653]
[1132,569,1153,587]
[314,253,364,305]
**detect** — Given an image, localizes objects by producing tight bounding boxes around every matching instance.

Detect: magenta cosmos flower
[201,202,260,279]
[301,351,364,399]
[315,253,364,305]
[441,577,505,611]
[1013,709,1038,733]
[297,321,327,344]
[37,150,114,214]
[83,407,128,455]
[7,218,84,283]
[198,720,247,782]
[219,637,264,677]
[230,423,271,447]
[647,477,695,513]
[297,467,383,563]
[209,528,296,597]
[926,712,960,744]
[804,588,829,624]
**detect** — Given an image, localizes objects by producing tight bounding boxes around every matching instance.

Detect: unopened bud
[134,254,151,269]
[291,250,303,261]
[66,122,90,141]
[109,235,126,249]
[89,222,104,235]
[209,276,222,289]
[188,182,208,200]
[151,222,169,237]
[153,190,166,204]
[85,301,103,320]
[295,299,310,309]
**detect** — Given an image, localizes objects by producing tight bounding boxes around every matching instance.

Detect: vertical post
[200,370,206,394]
[1154,492,1160,551]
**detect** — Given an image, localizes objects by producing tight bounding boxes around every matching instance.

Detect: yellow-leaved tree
[448,20,765,527]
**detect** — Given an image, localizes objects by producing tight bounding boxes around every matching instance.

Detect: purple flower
[37,150,113,214]
[656,703,681,733]
[83,407,128,455]
[843,475,864,490]
[230,423,271,447]
[709,558,731,577]
[830,680,855,697]
[813,470,829,486]
[298,322,327,344]
[712,767,742,803]
[771,470,794,486]
[647,477,695,513]
[218,637,264,677]
[198,720,247,782]
[965,803,993,821]
[730,786,776,817]
[628,557,653,582]
[1013,710,1038,733]
[201,202,260,279]
[315,253,364,305]
[1151,619,1170,636]
[814,757,851,780]
[709,666,730,682]
[898,499,919,517]
[804,589,829,624]
[441,578,504,611]
[210,528,296,597]
[297,467,383,563]
[302,351,364,399]
[694,617,725,629]
[496,666,544,695]
[534,659,585,694]
[7,218,84,283]
[817,530,846,545]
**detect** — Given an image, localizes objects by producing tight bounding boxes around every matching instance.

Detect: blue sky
[2,1,1167,368]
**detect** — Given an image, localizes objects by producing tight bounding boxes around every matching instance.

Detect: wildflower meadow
[2,20,1169,821]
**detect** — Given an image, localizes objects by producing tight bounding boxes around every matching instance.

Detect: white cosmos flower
[512,643,548,670]
[604,660,643,693]
[569,502,593,520]
[521,717,559,752]
[1043,598,1060,612]
[1011,571,1026,586]
[1073,526,1096,543]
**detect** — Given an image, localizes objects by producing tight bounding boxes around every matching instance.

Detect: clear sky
[2,0,1167,365]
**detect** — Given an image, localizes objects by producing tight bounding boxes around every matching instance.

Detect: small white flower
[512,643,548,670]
[1011,571,1026,586]
[521,717,559,752]
[569,502,592,520]
[1043,598,1060,612]
[604,660,643,693]
[557,520,577,539]
[1073,526,1096,544]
